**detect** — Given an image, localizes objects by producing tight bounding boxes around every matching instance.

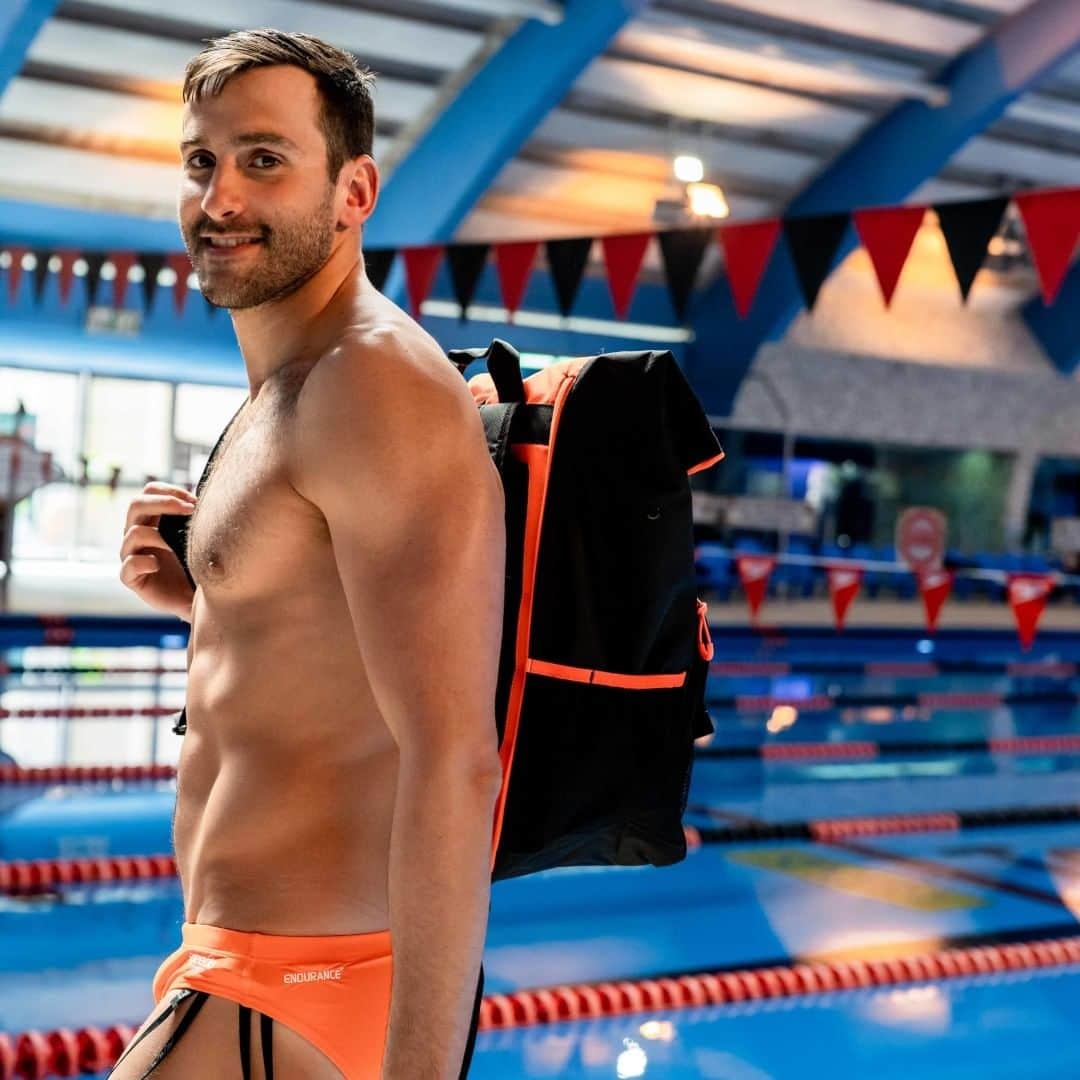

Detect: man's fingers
[119,553,159,588]
[124,494,197,532]
[120,525,176,561]
[144,481,196,502]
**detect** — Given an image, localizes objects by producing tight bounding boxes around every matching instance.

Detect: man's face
[178,65,342,309]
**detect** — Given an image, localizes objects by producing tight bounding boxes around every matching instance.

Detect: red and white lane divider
[478,933,1080,1030]
[0,706,178,720]
[0,854,176,896]
[0,764,174,786]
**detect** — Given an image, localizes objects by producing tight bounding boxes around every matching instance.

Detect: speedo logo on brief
[283,966,345,986]
[188,954,218,971]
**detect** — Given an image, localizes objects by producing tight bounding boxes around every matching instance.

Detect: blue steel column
[687,0,1080,418]
[0,0,59,94]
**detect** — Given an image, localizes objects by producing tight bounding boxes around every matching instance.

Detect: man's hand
[119,482,197,621]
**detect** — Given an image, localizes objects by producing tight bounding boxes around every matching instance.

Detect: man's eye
[251,155,280,169]
[186,154,212,169]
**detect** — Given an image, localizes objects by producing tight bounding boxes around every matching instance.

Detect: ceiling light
[673,154,704,183]
[686,182,730,219]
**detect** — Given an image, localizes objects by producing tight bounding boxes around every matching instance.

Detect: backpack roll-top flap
[656,350,725,477]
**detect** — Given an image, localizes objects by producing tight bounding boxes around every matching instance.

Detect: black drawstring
[261,1012,275,1079]
[108,988,195,1075]
[239,1004,252,1079]
[134,990,210,1080]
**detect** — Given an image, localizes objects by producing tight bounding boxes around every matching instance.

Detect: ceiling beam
[366,0,647,249]
[0,0,60,95]
[685,0,1080,418]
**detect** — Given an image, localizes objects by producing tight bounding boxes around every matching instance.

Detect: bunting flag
[917,569,954,634]
[110,251,136,309]
[935,196,1009,302]
[83,252,107,307]
[365,247,396,292]
[717,218,781,318]
[827,564,863,632]
[402,245,443,318]
[6,246,27,303]
[1,183,1076,328]
[784,213,850,312]
[735,555,776,621]
[853,206,926,307]
[600,231,651,319]
[166,253,192,315]
[658,227,712,321]
[494,240,539,319]
[1007,574,1055,652]
[139,253,166,313]
[31,249,51,304]
[446,243,490,321]
[1014,187,1080,306]
[56,249,80,307]
[546,237,592,317]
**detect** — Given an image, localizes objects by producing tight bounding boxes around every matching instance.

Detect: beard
[181,186,337,310]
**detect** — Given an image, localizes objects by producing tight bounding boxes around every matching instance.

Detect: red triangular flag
[55,249,80,307]
[110,251,136,309]
[493,240,538,320]
[403,245,443,319]
[917,569,954,634]
[6,246,27,303]
[600,232,651,319]
[717,219,781,318]
[166,253,192,315]
[1014,188,1080,306]
[853,205,926,307]
[827,565,863,632]
[1007,573,1055,652]
[736,555,776,621]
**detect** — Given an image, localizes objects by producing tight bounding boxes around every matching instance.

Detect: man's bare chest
[186,403,328,591]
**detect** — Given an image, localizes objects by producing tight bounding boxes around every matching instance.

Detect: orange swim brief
[151,920,393,1079]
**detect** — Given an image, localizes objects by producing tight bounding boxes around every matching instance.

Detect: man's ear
[337,156,379,230]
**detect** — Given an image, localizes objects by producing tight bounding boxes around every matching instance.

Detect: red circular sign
[896,507,947,571]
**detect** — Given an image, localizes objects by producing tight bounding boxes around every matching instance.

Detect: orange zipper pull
[696,598,714,662]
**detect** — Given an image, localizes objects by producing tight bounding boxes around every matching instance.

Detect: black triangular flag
[446,243,490,321]
[935,196,1009,301]
[658,228,712,321]
[83,252,107,307]
[31,249,51,304]
[139,253,166,312]
[365,248,395,292]
[545,237,592,317]
[783,213,850,311]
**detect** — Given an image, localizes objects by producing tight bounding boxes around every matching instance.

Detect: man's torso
[175,310,442,936]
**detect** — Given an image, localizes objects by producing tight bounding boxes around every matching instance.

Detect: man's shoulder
[300,317,467,422]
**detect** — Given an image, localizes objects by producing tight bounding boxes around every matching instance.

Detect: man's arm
[292,333,505,1078]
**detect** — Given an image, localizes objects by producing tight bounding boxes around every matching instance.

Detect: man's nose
[201,163,245,221]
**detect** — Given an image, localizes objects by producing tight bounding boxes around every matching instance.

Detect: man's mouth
[201,235,264,255]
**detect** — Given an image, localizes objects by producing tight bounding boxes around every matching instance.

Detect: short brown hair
[183,28,375,180]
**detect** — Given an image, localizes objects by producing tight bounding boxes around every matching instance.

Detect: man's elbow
[399,740,503,794]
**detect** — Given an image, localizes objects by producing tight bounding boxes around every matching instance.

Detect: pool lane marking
[689,805,1076,908]
[727,847,985,911]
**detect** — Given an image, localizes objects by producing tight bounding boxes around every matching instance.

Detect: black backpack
[162,340,724,883]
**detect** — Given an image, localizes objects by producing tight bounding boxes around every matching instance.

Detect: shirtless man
[113,29,506,1080]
